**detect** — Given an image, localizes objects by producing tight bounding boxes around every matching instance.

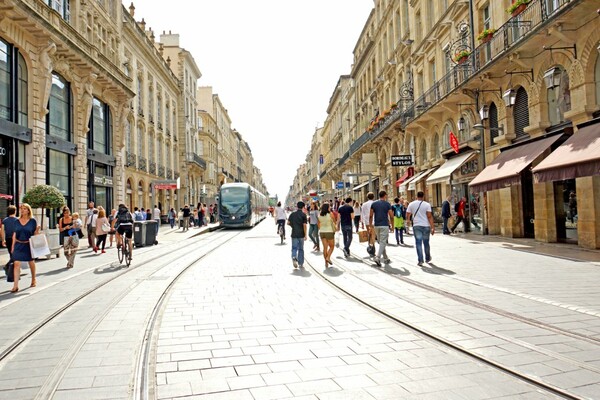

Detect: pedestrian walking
[353,200,361,233]
[288,201,307,269]
[338,197,354,257]
[84,201,96,248]
[168,208,176,229]
[57,206,73,247]
[153,205,161,226]
[182,205,191,231]
[369,190,393,267]
[10,203,40,292]
[87,207,99,249]
[391,197,405,245]
[406,191,435,266]
[441,196,452,235]
[94,208,110,254]
[308,202,320,251]
[145,208,152,222]
[361,192,376,256]
[1,205,18,268]
[64,212,82,269]
[317,203,337,268]
[403,199,411,235]
[451,197,467,234]
[568,191,577,224]
[108,209,117,246]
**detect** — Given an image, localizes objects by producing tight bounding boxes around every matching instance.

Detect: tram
[218,183,268,228]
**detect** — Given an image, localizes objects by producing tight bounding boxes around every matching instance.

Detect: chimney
[129,2,135,16]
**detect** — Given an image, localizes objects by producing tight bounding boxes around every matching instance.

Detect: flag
[449,131,459,153]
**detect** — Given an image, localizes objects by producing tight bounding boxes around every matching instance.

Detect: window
[432,132,440,160]
[48,150,70,196]
[513,87,529,139]
[166,142,171,170]
[489,102,499,141]
[148,132,154,163]
[157,137,162,166]
[442,122,454,150]
[420,139,428,164]
[137,75,143,114]
[427,0,434,31]
[137,124,143,156]
[459,111,472,142]
[125,119,132,153]
[403,0,409,36]
[48,73,71,141]
[596,54,600,107]
[148,84,154,122]
[88,97,111,154]
[157,94,162,128]
[48,0,70,22]
[165,99,170,133]
[0,39,28,124]
[415,12,422,43]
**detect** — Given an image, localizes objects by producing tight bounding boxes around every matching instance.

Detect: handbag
[77,229,84,239]
[6,261,14,282]
[101,221,111,233]
[358,230,369,243]
[29,233,50,258]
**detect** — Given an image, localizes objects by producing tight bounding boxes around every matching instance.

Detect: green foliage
[22,185,66,210]
[477,28,496,41]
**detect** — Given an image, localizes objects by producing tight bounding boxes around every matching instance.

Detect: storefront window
[48,150,70,196]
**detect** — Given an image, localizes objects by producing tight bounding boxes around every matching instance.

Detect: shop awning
[426,151,477,185]
[353,179,374,191]
[409,167,437,191]
[399,170,428,192]
[532,122,600,182]
[469,135,562,193]
[395,171,412,187]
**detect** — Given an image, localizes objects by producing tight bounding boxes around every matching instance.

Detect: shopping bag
[29,233,50,258]
[5,261,14,282]
[358,230,369,243]
[335,232,340,248]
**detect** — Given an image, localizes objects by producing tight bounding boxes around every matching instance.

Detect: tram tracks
[305,251,591,400]
[0,228,242,400]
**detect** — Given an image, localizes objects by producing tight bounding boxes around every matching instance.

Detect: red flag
[449,131,459,153]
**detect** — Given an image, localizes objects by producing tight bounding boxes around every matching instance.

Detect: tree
[21,185,66,230]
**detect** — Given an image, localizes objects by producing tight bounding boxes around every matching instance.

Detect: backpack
[394,205,403,218]
[134,211,144,221]
[454,202,459,213]
[118,207,133,223]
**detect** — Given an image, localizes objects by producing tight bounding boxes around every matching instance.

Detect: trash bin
[145,220,159,246]
[133,221,146,248]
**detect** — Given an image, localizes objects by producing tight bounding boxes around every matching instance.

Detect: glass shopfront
[87,97,114,211]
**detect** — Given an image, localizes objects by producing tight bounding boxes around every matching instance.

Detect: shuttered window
[513,87,529,139]
[489,102,499,141]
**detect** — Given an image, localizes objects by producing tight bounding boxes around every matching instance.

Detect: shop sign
[93,174,113,187]
[153,178,179,190]
[391,155,413,166]
[460,159,479,175]
[0,147,6,156]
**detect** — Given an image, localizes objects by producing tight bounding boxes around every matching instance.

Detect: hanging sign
[449,131,460,153]
[391,155,413,166]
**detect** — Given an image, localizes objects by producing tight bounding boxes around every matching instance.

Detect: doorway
[553,179,577,244]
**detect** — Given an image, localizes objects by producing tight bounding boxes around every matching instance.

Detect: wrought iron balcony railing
[138,156,147,172]
[174,171,180,180]
[158,165,165,177]
[167,168,173,179]
[149,161,156,175]
[186,153,207,169]
[126,151,136,168]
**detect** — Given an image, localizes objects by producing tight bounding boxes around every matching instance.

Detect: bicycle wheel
[117,240,124,264]
[124,238,132,267]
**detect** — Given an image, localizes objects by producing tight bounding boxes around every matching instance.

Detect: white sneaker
[292,258,298,268]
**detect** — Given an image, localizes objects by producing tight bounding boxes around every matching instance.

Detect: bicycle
[117,235,132,267]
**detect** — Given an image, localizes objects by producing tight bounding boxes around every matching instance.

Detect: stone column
[534,181,558,243]
[577,175,600,249]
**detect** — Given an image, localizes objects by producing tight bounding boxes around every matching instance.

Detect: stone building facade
[291,0,600,249]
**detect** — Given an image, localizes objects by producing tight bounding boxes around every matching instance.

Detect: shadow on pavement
[36,268,69,277]
[421,263,455,275]
[323,267,343,277]
[94,264,126,274]
[291,268,311,278]
[384,265,410,276]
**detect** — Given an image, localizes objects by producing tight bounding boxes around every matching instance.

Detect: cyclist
[112,203,134,261]
[274,201,287,240]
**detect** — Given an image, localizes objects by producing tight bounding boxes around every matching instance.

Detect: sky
[132,0,374,200]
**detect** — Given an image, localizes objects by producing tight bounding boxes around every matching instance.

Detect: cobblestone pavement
[1,217,599,399]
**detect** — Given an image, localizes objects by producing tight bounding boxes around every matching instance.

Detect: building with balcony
[122,8,180,214]
[160,32,203,208]
[292,0,600,249]
[0,0,135,224]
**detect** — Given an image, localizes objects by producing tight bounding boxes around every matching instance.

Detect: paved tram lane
[153,219,560,399]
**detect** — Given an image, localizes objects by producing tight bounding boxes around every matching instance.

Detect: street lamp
[479,105,489,121]
[503,88,517,107]
[543,66,562,90]
[457,116,466,132]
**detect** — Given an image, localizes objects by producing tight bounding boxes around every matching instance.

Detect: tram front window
[220,188,249,216]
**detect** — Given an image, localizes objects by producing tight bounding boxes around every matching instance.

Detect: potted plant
[477,28,496,43]
[507,0,531,17]
[454,50,471,64]
[22,184,66,258]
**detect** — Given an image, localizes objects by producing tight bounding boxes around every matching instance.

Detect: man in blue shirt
[369,190,393,267]
[337,197,355,257]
